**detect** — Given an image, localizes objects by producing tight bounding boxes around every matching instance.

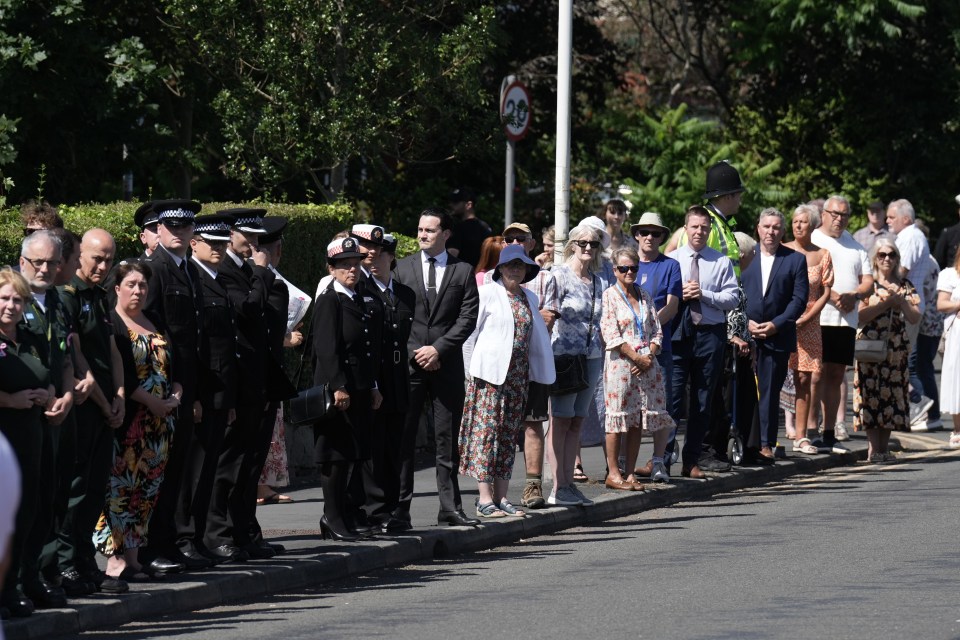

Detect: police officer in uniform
[313,237,383,541]
[141,200,207,573]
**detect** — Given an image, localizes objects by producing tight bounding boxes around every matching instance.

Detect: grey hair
[888,198,916,222]
[757,207,786,229]
[610,246,640,266]
[21,229,62,258]
[824,194,850,212]
[563,226,604,273]
[734,231,756,258]
[792,203,821,230]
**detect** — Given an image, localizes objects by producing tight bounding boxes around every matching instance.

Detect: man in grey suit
[393,208,480,527]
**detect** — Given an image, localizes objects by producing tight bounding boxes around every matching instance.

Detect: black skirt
[313,389,372,463]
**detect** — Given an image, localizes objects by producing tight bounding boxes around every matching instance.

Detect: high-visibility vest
[677,203,741,276]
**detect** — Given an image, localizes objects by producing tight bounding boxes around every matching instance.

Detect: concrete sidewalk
[4,426,953,640]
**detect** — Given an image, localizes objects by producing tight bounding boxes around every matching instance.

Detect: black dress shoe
[59,569,96,596]
[100,576,129,594]
[437,509,480,526]
[242,542,276,560]
[0,595,35,618]
[205,544,249,563]
[380,516,413,533]
[22,582,67,609]
[264,541,285,554]
[697,457,732,472]
[147,556,185,575]
[319,516,360,541]
[172,548,214,570]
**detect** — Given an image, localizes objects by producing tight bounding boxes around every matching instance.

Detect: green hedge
[0,201,419,296]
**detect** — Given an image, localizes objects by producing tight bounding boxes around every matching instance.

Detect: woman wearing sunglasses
[600,248,674,489]
[853,239,920,461]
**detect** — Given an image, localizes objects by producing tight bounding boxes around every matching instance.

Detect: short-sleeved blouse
[551,265,609,359]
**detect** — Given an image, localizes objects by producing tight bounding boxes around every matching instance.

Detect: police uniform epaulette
[63,284,76,294]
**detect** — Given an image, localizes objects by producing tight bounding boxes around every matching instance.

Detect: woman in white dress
[937,247,960,448]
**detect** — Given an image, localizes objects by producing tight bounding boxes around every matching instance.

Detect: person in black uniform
[313,237,383,541]
[141,199,207,574]
[245,216,297,554]
[353,230,415,533]
[204,208,276,560]
[135,202,161,258]
[187,215,242,563]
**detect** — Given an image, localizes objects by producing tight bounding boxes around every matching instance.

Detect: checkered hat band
[196,222,231,234]
[328,244,349,256]
[157,208,195,220]
[235,216,262,227]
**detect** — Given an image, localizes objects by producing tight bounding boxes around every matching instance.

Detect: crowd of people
[1,167,959,625]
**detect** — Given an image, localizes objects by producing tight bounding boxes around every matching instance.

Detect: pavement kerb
[4,445,882,639]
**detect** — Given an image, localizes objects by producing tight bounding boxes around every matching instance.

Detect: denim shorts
[550,356,603,418]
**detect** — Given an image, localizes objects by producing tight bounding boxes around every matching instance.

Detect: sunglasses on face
[23,228,42,237]
[504,236,530,244]
[634,229,661,238]
[616,265,639,274]
[573,240,601,249]
[877,251,898,259]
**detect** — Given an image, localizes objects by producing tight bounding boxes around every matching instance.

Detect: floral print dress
[600,284,674,433]
[93,331,174,556]
[458,291,532,483]
[852,280,919,432]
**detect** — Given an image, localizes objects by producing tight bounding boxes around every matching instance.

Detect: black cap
[381,233,398,253]
[154,199,201,227]
[260,217,288,244]
[448,186,477,203]
[134,201,159,229]
[702,161,746,200]
[218,207,268,234]
[193,214,233,241]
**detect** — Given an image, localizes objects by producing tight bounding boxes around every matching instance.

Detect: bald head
[78,228,115,285]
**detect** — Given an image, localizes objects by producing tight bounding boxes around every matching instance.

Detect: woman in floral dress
[459,245,555,518]
[600,248,674,489]
[853,240,920,460]
[784,204,834,455]
[93,262,181,580]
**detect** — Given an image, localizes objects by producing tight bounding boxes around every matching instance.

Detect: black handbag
[288,285,338,425]
[550,274,596,397]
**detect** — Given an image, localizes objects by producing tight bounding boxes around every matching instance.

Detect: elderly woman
[548,223,609,506]
[92,261,181,582]
[0,268,53,617]
[312,237,383,541]
[853,239,920,460]
[459,245,555,517]
[937,247,960,449]
[601,247,674,488]
[785,204,834,455]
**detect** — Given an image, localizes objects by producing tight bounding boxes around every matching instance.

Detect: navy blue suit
[741,244,808,447]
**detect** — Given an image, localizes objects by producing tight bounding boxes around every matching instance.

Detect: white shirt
[896,223,931,312]
[812,229,872,328]
[159,243,186,268]
[226,248,244,268]
[421,250,448,293]
[190,256,218,280]
[759,252,776,296]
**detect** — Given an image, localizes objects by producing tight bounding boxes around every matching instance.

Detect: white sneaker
[834,423,850,441]
[909,396,934,425]
[949,433,960,450]
[911,420,931,432]
[566,483,594,506]
[651,460,670,483]
[831,441,851,454]
[547,486,581,506]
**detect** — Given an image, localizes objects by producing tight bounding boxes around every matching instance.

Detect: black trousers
[0,409,42,598]
[176,407,227,553]
[204,403,259,550]
[231,402,278,547]
[20,419,58,589]
[363,408,406,521]
[398,368,465,514]
[55,403,112,574]
[40,410,77,577]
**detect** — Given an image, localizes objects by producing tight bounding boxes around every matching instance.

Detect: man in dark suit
[742,208,809,459]
[186,215,242,563]
[354,229,416,532]
[141,200,208,574]
[204,208,277,560]
[393,208,479,527]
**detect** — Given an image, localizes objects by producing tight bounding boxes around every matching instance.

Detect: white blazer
[462,281,556,385]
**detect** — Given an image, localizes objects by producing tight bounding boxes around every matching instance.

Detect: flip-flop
[256,494,281,506]
[276,494,295,503]
[573,464,589,483]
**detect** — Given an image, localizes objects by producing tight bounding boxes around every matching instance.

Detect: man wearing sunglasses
[20,200,64,237]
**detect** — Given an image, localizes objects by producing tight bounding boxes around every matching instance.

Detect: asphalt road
[70,450,960,640]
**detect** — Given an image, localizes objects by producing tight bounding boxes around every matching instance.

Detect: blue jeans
[909,333,940,420]
[550,356,603,418]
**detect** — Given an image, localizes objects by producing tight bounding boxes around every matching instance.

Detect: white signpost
[500,76,532,226]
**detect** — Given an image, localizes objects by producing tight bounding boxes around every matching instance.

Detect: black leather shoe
[100,576,129,594]
[22,582,67,609]
[697,457,732,472]
[172,548,214,570]
[265,541,285,554]
[59,570,96,596]
[0,595,34,618]
[147,556,185,575]
[319,516,360,541]
[380,516,413,533]
[80,568,105,591]
[437,509,480,526]
[242,542,276,560]
[205,544,249,563]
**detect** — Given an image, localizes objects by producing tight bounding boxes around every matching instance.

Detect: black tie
[426,257,437,309]
[386,287,396,306]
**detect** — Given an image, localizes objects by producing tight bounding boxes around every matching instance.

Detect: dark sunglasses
[23,228,41,237]
[616,265,639,274]
[503,236,530,244]
[161,219,195,229]
[634,229,661,238]
[877,251,898,259]
[573,240,601,249]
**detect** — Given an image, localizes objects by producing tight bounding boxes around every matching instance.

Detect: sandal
[256,493,281,506]
[498,499,526,517]
[792,437,818,455]
[573,464,589,483]
[475,501,506,518]
[276,494,295,503]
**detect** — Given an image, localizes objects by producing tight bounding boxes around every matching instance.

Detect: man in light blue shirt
[667,206,739,478]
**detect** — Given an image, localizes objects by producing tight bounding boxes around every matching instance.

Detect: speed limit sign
[501,81,532,141]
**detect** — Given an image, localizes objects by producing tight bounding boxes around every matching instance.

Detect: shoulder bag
[288,286,337,425]
[550,274,596,396]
